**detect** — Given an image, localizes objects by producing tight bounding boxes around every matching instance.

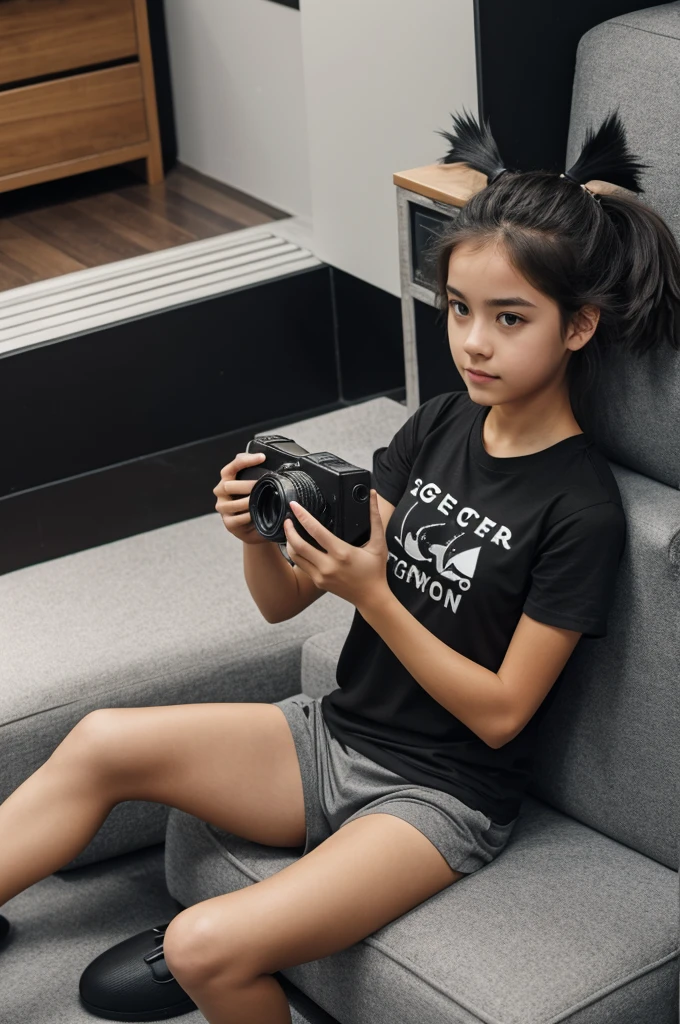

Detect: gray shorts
[272,692,518,875]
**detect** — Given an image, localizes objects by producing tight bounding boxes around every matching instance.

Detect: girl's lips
[467,368,499,381]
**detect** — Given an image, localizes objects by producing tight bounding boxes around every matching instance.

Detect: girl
[1,109,679,1024]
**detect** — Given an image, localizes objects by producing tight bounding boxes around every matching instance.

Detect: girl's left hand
[283,488,390,611]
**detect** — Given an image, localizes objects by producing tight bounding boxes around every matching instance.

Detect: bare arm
[358,595,582,748]
[214,449,329,624]
[243,541,326,623]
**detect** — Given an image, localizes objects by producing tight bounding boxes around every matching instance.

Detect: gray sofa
[1,5,678,1024]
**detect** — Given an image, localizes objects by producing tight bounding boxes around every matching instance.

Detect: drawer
[0,64,148,177]
[0,0,137,86]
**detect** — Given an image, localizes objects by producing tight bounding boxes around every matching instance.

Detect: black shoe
[79,922,197,1021]
[0,914,13,952]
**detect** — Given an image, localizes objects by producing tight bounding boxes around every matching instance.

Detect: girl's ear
[567,305,601,349]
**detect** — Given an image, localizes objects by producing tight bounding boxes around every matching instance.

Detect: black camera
[235,434,372,560]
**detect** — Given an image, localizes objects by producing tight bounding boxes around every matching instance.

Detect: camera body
[235,434,371,553]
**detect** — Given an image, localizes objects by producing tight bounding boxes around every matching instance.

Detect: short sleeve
[523,501,627,639]
[371,393,455,507]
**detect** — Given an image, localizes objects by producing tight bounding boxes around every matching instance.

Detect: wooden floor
[0,163,288,292]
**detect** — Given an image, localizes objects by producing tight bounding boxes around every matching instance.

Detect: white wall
[163,0,312,217]
[163,0,478,297]
[300,0,478,296]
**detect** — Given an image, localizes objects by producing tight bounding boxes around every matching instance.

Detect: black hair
[432,108,680,424]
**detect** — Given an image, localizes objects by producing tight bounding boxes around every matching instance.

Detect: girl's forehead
[448,244,538,296]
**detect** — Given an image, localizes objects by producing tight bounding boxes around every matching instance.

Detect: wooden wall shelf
[393,162,487,208]
[0,0,163,195]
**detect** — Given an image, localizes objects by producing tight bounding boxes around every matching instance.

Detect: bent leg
[163,812,464,1024]
[0,701,306,909]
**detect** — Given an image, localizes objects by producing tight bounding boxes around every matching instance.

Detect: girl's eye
[449,300,469,317]
[449,300,524,328]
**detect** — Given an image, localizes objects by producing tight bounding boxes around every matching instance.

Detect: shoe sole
[79,994,197,1021]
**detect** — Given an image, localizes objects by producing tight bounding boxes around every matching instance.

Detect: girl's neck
[482,397,583,459]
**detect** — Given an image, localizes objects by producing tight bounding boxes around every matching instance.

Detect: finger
[221,451,266,479]
[358,489,385,550]
[218,496,250,514]
[370,488,384,529]
[283,517,325,570]
[216,480,257,504]
[286,541,318,580]
[288,501,335,554]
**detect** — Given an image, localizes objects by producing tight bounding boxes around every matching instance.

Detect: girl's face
[446,240,596,404]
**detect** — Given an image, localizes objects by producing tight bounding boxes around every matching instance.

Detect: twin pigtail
[433,107,680,359]
[436,106,648,197]
[563,111,648,195]
[436,108,509,185]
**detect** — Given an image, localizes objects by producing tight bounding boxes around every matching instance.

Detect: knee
[54,709,123,770]
[163,908,247,987]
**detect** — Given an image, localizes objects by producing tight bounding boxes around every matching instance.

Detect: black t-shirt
[321,391,627,824]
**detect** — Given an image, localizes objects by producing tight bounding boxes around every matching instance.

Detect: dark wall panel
[331,268,405,402]
[149,1,177,171]
[414,301,464,405]
[474,0,666,173]
[0,269,336,498]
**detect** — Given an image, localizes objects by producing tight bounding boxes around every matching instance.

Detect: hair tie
[487,166,510,184]
[560,172,601,203]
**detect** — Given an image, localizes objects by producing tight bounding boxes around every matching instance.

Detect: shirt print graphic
[386,476,513,615]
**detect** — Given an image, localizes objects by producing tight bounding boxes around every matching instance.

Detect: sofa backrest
[525,3,680,871]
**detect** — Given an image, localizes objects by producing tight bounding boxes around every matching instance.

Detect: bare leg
[163,814,464,1024]
[186,971,292,1024]
[0,701,308,913]
[0,748,114,909]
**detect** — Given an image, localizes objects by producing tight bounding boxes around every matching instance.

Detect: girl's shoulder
[413,390,475,439]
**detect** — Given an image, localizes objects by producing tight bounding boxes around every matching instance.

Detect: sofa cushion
[0,396,409,868]
[164,798,678,1024]
[564,4,680,489]
[300,627,347,699]
[526,470,679,870]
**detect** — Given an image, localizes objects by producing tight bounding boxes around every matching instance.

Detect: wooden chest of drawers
[0,0,163,193]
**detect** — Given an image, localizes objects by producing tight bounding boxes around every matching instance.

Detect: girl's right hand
[213,452,271,545]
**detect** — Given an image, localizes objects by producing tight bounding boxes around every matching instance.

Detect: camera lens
[250,469,329,543]
[257,480,283,532]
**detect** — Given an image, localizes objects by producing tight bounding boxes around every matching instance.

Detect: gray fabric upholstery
[164,802,677,1024]
[299,627,349,699]
[565,3,680,488]
[0,397,408,869]
[528,465,679,869]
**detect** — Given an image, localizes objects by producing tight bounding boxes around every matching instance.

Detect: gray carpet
[0,842,337,1024]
